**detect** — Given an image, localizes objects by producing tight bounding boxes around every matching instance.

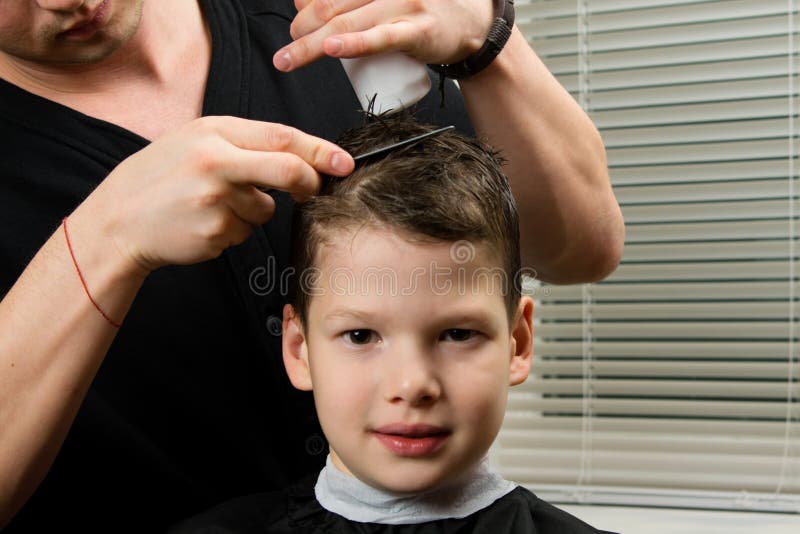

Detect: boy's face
[283,226,533,493]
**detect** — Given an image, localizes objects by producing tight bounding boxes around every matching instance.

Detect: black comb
[352,125,455,162]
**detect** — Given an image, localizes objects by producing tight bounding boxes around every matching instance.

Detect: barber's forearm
[0,212,145,527]
[460,28,624,284]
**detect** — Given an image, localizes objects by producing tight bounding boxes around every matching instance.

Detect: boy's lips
[372,424,451,457]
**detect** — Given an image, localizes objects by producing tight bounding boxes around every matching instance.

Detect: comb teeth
[353,125,455,162]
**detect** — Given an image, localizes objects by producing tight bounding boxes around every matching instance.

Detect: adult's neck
[0,1,210,138]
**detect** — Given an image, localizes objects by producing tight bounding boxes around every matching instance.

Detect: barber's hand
[79,116,354,274]
[273,0,494,71]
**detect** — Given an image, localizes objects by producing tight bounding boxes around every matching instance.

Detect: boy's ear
[509,296,534,386]
[282,304,313,391]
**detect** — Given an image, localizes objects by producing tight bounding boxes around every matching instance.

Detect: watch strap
[428,0,515,80]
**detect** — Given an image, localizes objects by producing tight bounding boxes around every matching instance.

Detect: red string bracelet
[62,217,122,328]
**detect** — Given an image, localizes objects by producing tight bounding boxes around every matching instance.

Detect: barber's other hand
[273,0,494,71]
[79,116,354,275]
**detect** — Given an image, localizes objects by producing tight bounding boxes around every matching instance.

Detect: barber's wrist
[68,202,151,284]
[428,0,515,80]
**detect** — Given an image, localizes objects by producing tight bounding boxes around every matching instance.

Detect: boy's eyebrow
[322,308,375,322]
[352,125,455,162]
[322,307,503,329]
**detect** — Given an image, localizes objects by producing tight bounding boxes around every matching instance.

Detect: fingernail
[326,38,343,55]
[331,152,352,174]
[274,52,292,71]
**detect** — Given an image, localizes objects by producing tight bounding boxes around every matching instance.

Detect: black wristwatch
[428,0,515,80]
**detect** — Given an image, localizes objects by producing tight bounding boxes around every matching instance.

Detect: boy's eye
[440,329,476,342]
[344,329,375,345]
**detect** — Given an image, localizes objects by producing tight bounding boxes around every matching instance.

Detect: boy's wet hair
[289,112,522,323]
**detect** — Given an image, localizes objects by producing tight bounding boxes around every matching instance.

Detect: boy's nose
[384,349,442,406]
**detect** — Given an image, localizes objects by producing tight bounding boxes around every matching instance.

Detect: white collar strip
[314,456,517,525]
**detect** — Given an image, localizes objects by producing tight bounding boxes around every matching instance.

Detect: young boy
[170,115,613,533]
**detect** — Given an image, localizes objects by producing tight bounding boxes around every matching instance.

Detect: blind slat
[581,77,796,110]
[525,14,793,56]
[519,0,791,22]
[604,119,794,148]
[610,262,794,281]
[623,200,796,224]
[535,340,793,359]
[536,301,797,320]
[608,139,797,166]
[525,0,793,37]
[587,57,795,92]
[613,165,792,188]
[593,98,794,129]
[504,415,794,437]
[545,36,794,75]
[536,321,797,339]
[507,396,800,419]
[530,360,794,379]
[502,465,800,492]
[524,379,800,399]
[624,220,798,242]
[543,281,799,300]
[499,448,796,476]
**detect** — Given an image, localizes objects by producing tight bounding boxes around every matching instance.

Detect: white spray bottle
[340,51,432,114]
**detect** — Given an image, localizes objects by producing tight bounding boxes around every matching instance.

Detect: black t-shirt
[0,0,471,531]
[168,477,616,534]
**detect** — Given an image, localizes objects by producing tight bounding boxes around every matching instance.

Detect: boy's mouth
[372,424,451,457]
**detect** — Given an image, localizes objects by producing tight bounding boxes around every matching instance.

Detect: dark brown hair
[289,113,521,323]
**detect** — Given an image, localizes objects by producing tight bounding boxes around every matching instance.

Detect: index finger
[290,0,368,39]
[275,0,380,71]
[205,116,355,176]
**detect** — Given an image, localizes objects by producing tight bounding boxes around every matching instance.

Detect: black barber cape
[170,477,616,534]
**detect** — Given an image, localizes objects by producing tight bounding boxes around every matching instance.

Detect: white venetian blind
[492,0,800,513]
